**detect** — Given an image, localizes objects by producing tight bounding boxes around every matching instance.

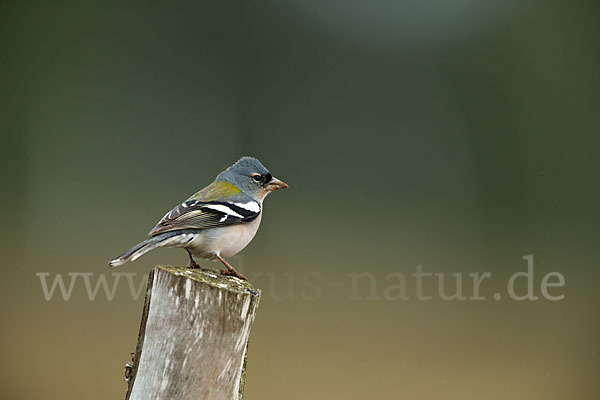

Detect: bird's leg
[215,254,247,281]
[186,249,201,269]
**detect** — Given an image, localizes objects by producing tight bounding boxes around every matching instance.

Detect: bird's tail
[109,230,197,267]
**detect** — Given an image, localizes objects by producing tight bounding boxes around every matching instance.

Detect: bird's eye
[252,174,262,182]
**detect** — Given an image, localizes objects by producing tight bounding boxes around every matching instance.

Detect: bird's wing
[148,197,261,236]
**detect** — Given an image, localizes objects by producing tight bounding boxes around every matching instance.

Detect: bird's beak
[265,177,289,191]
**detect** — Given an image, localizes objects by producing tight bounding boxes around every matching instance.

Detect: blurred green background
[2,1,599,399]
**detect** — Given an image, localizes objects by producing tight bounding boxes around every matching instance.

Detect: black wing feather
[149,200,259,236]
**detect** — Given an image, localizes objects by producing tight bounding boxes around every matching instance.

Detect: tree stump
[125,265,261,400]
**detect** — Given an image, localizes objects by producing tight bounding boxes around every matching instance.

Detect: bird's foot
[215,254,247,280]
[188,260,201,269]
[220,268,248,281]
[186,249,201,269]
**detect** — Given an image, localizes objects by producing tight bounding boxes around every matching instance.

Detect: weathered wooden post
[124,265,261,400]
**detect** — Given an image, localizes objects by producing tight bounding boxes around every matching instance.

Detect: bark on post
[125,265,261,400]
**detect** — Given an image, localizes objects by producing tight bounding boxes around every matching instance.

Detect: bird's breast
[188,213,262,259]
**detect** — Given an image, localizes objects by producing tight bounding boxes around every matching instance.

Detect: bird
[109,157,288,280]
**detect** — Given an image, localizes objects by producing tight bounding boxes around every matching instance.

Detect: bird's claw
[220,268,248,281]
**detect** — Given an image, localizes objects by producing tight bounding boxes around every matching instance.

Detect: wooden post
[125,265,261,400]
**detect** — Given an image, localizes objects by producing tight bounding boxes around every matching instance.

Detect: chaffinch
[109,157,288,280]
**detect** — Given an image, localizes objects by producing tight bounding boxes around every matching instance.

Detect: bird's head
[217,156,288,200]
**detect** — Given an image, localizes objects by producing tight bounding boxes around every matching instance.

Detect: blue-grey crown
[217,157,270,181]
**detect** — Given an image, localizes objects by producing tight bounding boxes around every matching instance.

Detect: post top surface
[156,265,260,296]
